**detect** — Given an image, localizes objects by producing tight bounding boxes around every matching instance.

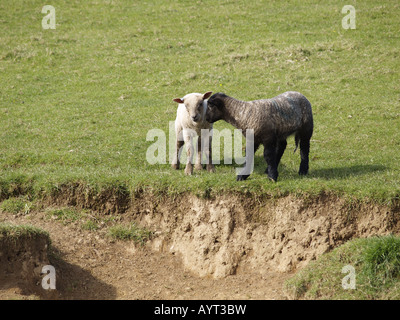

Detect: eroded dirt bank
[1,191,399,299]
[128,193,400,277]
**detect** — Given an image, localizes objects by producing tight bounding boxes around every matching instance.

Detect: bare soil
[0,210,290,300]
[1,192,399,300]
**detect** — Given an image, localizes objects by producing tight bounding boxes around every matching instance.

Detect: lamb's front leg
[236,139,259,181]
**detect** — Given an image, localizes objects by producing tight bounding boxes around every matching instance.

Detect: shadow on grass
[250,155,386,180]
[309,164,387,180]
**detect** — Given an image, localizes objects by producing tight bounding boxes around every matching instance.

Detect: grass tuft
[46,207,82,225]
[0,197,35,215]
[0,222,50,241]
[108,223,153,245]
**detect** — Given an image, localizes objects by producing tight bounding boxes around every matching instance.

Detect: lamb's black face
[205,93,224,123]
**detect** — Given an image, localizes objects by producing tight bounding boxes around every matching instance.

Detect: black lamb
[205,91,314,181]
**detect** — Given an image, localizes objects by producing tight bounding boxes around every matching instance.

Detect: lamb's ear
[173,98,184,104]
[202,91,213,100]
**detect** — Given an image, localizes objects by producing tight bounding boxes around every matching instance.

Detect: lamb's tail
[294,133,300,153]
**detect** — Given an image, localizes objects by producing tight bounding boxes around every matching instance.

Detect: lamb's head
[173,91,213,123]
[205,92,226,123]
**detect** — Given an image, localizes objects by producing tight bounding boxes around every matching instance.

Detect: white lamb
[171,91,215,175]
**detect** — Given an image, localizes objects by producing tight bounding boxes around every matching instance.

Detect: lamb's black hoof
[267,173,278,182]
[236,175,250,181]
[299,164,309,176]
[266,169,278,182]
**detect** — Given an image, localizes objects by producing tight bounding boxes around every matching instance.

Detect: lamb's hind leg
[299,136,311,175]
[195,136,203,171]
[172,129,184,170]
[173,140,184,169]
[206,134,215,173]
[264,140,286,176]
[263,140,279,182]
[201,129,215,173]
[184,131,194,175]
[276,139,287,168]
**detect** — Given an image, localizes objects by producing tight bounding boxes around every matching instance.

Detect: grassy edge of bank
[285,235,400,300]
[1,172,399,210]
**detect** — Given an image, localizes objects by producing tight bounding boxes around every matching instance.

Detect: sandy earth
[0,210,291,300]
[3,192,396,301]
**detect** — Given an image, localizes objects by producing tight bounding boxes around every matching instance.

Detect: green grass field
[285,235,400,299]
[1,0,399,203]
